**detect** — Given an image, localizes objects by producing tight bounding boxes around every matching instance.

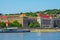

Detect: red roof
[42,15,51,18]
[0,16,8,18]
[38,13,53,18]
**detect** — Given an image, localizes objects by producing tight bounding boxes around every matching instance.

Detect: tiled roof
[42,15,51,18]
[0,16,8,18]
[37,13,53,18]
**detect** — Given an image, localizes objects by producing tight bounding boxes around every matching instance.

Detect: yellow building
[7,13,28,27]
[0,14,37,28]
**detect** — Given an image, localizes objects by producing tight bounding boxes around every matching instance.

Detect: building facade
[37,13,60,28]
[0,14,37,28]
[0,13,60,28]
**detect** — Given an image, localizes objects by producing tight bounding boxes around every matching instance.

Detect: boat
[0,28,30,33]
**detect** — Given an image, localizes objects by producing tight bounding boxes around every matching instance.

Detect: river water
[0,32,60,40]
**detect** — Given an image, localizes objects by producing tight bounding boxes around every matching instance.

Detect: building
[1,13,60,28]
[0,14,37,28]
[54,18,60,28]
[37,13,54,28]
[0,15,8,22]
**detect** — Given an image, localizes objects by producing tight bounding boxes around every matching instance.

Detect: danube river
[0,32,60,40]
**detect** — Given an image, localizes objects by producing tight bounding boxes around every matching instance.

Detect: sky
[0,0,60,14]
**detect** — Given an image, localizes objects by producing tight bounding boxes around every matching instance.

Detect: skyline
[0,0,60,14]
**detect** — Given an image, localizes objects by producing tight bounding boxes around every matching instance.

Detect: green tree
[28,21,40,28]
[26,12,37,17]
[33,22,40,28]
[56,23,60,28]
[0,22,6,28]
[28,22,33,28]
[9,20,22,27]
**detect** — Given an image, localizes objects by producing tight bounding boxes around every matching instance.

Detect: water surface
[0,32,60,40]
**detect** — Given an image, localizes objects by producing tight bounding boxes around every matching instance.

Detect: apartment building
[37,13,54,28]
[0,14,37,28]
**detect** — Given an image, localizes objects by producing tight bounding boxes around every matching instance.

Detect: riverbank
[0,28,60,33]
[30,29,60,32]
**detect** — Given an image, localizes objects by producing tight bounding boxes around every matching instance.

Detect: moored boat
[0,28,30,33]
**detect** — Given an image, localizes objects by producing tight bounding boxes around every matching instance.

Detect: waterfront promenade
[30,29,60,32]
[0,27,60,33]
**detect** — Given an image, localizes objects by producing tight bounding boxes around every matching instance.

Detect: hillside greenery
[3,9,60,17]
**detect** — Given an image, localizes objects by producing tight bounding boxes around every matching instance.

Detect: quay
[0,28,60,33]
[30,29,60,32]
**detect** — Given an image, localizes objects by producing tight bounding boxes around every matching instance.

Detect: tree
[33,22,40,28]
[0,22,6,28]
[28,22,33,28]
[9,20,22,27]
[0,13,2,15]
[28,21,40,28]
[26,12,37,17]
[56,23,60,28]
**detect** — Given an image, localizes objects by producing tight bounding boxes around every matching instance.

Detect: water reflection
[0,32,60,40]
[37,32,41,36]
